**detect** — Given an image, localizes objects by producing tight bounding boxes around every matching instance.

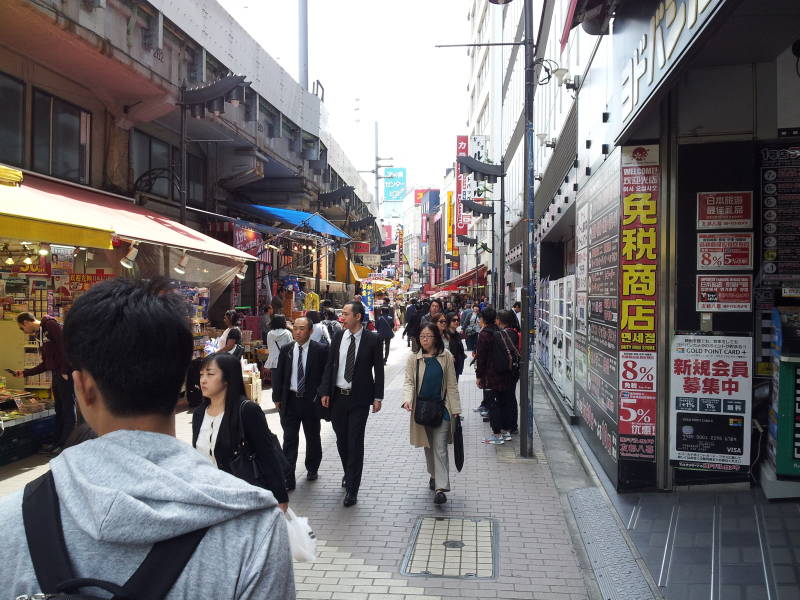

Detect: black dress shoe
[429,478,435,491]
[307,471,318,481]
[342,476,347,488]
[343,492,358,507]
[286,479,296,492]
[434,491,447,504]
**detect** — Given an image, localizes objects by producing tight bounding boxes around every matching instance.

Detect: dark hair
[418,323,445,355]
[270,315,288,331]
[306,310,322,324]
[480,306,497,325]
[344,301,365,323]
[323,308,337,321]
[64,278,192,417]
[16,312,36,324]
[497,309,518,329]
[446,312,460,328]
[271,297,283,313]
[224,309,240,326]
[512,301,521,310]
[200,353,247,438]
[430,299,444,313]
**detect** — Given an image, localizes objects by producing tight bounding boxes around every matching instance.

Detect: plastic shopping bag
[285,508,317,562]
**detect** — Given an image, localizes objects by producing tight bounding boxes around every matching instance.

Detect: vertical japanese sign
[396,226,404,278]
[455,136,470,236]
[446,191,455,279]
[670,335,752,470]
[760,145,800,283]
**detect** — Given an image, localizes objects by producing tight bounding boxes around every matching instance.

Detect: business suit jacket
[191,396,288,503]
[318,327,384,406]
[272,339,329,410]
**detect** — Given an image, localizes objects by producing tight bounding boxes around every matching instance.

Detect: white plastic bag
[284,508,317,562]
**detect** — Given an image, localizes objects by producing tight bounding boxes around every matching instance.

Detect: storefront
[535,0,800,493]
[0,168,254,464]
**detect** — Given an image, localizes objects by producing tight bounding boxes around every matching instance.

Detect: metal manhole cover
[400,517,498,579]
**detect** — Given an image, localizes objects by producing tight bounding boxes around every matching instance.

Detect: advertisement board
[696,275,752,312]
[697,233,753,270]
[455,136,470,236]
[352,241,370,254]
[383,167,406,203]
[669,335,752,470]
[760,144,800,283]
[696,191,753,229]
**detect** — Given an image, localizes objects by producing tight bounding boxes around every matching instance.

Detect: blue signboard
[383,167,406,202]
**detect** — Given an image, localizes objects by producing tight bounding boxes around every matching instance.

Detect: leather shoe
[434,491,447,504]
[343,492,358,507]
[307,471,318,481]
[342,476,347,488]
[286,479,296,492]
[429,478,435,491]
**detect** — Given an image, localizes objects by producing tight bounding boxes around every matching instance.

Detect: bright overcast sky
[217,0,470,195]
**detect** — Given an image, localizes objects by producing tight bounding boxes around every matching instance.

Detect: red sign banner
[696,275,752,312]
[455,136,469,236]
[697,191,752,229]
[352,241,370,254]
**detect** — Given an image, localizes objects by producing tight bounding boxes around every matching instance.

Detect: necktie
[297,345,305,396]
[344,334,356,383]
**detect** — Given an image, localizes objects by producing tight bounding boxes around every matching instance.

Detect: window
[131,129,171,197]
[32,90,91,183]
[0,72,24,167]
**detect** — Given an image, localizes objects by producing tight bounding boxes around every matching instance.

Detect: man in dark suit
[273,316,328,491]
[319,301,384,507]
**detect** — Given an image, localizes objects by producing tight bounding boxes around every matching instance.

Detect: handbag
[453,416,464,472]
[413,359,445,428]
[230,400,290,487]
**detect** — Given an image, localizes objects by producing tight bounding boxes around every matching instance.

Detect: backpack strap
[23,471,75,593]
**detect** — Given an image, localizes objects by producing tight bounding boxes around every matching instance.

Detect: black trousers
[281,392,322,478]
[489,387,517,435]
[52,373,76,447]
[382,338,391,362]
[331,390,371,494]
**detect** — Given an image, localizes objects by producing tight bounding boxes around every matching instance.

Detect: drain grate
[400,517,498,579]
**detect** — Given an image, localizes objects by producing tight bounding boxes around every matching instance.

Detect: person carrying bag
[402,323,461,505]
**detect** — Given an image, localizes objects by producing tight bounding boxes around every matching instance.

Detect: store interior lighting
[3,245,13,265]
[23,253,33,265]
[120,241,139,269]
[174,250,189,275]
[235,263,248,280]
[38,244,49,256]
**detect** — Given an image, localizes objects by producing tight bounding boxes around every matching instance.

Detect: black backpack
[492,328,520,379]
[20,471,208,600]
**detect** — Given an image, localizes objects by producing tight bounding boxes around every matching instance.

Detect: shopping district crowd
[1,278,524,599]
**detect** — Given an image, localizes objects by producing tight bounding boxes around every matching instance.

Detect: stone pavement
[0,333,595,599]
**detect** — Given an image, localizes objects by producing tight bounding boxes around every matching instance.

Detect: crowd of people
[1,278,523,598]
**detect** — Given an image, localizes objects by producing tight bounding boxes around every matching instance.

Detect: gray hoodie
[0,430,295,599]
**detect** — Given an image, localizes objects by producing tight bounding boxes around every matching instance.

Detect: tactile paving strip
[400,516,498,579]
[568,488,657,600]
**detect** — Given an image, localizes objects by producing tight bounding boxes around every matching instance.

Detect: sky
[217,0,470,202]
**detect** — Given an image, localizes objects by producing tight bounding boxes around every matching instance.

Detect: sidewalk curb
[535,363,665,600]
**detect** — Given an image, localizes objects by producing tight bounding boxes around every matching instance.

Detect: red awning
[1,175,253,261]
[436,265,487,291]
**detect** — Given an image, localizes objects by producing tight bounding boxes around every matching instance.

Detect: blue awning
[231,202,350,239]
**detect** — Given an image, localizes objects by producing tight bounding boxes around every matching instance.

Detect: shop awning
[436,265,488,291]
[365,279,394,292]
[0,174,253,261]
[335,249,363,282]
[230,201,350,239]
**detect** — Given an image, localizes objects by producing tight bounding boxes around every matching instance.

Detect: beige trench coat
[403,349,462,448]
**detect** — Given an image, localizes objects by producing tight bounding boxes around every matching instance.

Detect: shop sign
[454,137,471,236]
[414,189,428,206]
[396,226,404,274]
[233,226,262,256]
[618,351,657,461]
[696,274,752,312]
[361,254,381,269]
[383,167,406,203]
[697,233,753,270]
[669,335,752,469]
[696,191,752,230]
[760,144,800,283]
[620,145,659,353]
[50,245,75,277]
[11,258,51,276]
[69,272,114,292]
[362,282,374,311]
[352,241,370,254]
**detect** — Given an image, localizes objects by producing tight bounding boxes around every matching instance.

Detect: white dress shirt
[196,409,223,467]
[336,327,363,389]
[290,340,311,394]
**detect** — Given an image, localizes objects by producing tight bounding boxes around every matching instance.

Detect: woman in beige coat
[402,323,462,504]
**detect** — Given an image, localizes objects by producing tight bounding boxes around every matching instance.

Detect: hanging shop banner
[696,191,752,230]
[619,145,659,354]
[696,274,752,312]
[414,189,428,206]
[362,282,374,312]
[697,232,753,271]
[454,136,470,236]
[396,226,404,274]
[669,335,752,470]
[619,351,657,460]
[383,168,406,203]
[760,144,800,283]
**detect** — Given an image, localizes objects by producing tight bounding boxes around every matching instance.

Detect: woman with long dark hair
[192,352,288,510]
[402,323,461,504]
[217,309,243,356]
[440,312,466,379]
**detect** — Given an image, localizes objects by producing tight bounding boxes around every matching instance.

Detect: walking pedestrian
[1,279,294,599]
[265,315,292,377]
[306,310,332,345]
[440,312,466,380]
[194,352,289,509]
[404,300,423,352]
[476,307,517,444]
[260,302,274,344]
[15,312,75,455]
[319,301,384,507]
[376,306,395,365]
[463,305,481,354]
[421,299,444,328]
[321,308,342,340]
[496,310,521,434]
[273,317,328,490]
[402,323,461,504]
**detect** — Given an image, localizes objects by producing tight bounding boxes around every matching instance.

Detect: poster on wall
[760,145,800,283]
[696,233,753,270]
[619,351,657,461]
[696,191,752,229]
[669,335,752,470]
[696,274,752,312]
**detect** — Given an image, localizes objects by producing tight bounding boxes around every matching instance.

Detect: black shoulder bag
[413,359,445,428]
[21,471,207,600]
[230,400,290,486]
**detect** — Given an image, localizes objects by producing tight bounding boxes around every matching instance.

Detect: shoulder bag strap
[23,471,75,593]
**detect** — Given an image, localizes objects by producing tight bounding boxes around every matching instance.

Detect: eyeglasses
[419,334,435,339]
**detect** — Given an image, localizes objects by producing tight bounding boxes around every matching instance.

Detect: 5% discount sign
[618,352,657,436]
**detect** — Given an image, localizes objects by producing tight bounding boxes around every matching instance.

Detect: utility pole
[499,157,506,309]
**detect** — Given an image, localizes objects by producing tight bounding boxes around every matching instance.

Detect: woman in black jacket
[438,312,467,380]
[192,352,288,510]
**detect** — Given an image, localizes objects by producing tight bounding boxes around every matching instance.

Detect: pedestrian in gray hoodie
[0,278,295,599]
